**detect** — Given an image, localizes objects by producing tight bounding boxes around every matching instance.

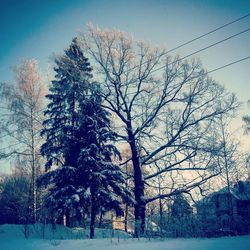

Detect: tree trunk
[65,210,71,227]
[98,209,103,228]
[220,117,233,230]
[127,127,145,237]
[30,108,37,223]
[158,176,163,236]
[124,203,128,232]
[76,209,82,227]
[90,192,96,239]
[159,197,163,235]
[124,162,129,232]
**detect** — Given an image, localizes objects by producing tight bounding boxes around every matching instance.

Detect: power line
[1,16,249,156]
[119,29,250,97]
[205,56,250,74]
[133,56,250,99]
[29,16,250,114]
[127,13,250,72]
[4,38,249,117]
[164,14,250,54]
[151,28,250,74]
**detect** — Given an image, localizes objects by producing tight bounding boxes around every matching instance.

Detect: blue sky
[0,0,249,167]
[0,0,249,96]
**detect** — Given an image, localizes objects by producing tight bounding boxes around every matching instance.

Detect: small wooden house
[196,180,250,235]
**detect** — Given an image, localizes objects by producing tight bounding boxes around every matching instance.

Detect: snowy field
[0,224,250,250]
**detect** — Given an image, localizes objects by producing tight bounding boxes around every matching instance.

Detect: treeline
[0,25,249,238]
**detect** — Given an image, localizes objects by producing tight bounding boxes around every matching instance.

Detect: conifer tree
[40,38,93,225]
[40,38,132,235]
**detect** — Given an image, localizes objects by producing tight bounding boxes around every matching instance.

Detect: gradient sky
[0,0,249,171]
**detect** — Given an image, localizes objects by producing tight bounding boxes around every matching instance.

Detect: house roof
[232,180,250,201]
[196,180,250,205]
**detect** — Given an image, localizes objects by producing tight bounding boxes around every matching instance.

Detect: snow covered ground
[0,224,250,250]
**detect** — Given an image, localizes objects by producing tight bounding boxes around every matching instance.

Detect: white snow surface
[0,224,250,250]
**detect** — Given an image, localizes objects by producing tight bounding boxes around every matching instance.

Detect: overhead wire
[160,14,250,54]
[150,28,250,74]
[145,56,250,99]
[1,15,249,168]
[1,14,249,118]
[127,13,250,72]
[22,14,250,112]
[204,56,250,74]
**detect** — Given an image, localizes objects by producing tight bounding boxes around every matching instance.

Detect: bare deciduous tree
[79,25,238,236]
[243,100,250,134]
[0,59,46,222]
[215,116,244,229]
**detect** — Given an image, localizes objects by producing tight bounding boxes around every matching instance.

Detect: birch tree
[0,60,46,222]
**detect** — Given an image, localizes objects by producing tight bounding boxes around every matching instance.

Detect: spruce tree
[40,38,132,235]
[40,38,93,225]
